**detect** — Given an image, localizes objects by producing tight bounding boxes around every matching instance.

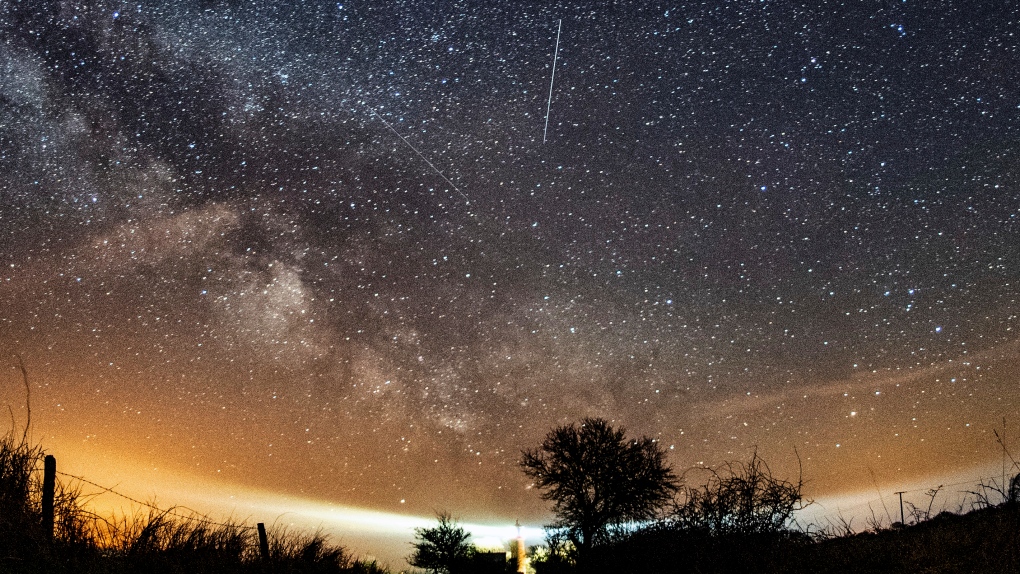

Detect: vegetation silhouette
[520,417,678,569]
[540,470,1020,574]
[408,511,474,574]
[671,449,807,536]
[408,512,522,574]
[0,431,388,573]
[523,418,1020,574]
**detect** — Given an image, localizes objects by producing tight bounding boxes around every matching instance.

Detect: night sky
[2,0,1020,565]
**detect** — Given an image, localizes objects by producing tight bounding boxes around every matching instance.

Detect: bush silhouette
[672,450,806,536]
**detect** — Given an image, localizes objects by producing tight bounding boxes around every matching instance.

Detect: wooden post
[257,522,270,560]
[42,455,56,541]
[895,491,906,525]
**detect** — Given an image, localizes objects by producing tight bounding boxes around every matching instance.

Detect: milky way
[2,0,1019,562]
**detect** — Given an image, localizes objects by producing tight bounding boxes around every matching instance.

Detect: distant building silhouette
[473,550,509,573]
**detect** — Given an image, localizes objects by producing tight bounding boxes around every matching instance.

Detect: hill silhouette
[579,503,1020,574]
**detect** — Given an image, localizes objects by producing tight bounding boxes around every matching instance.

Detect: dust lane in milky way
[2,0,1019,556]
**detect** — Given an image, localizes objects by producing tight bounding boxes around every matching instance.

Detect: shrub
[672,451,806,536]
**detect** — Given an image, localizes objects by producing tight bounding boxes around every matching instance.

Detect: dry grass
[0,432,390,573]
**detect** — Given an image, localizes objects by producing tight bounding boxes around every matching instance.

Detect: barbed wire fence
[53,468,260,531]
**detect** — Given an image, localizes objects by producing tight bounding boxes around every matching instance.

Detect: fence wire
[54,469,258,531]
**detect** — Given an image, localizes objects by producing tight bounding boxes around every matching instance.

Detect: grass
[0,432,391,574]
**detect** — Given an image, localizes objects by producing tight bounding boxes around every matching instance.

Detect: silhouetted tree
[408,512,473,574]
[520,417,678,567]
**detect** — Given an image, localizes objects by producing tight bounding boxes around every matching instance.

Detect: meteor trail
[367,107,471,205]
[543,19,562,144]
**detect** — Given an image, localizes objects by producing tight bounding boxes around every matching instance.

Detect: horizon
[32,431,1018,567]
[2,0,1019,570]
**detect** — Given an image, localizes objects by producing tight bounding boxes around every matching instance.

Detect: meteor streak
[367,106,471,205]
[543,19,562,144]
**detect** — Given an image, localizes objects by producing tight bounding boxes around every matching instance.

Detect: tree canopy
[520,417,678,565]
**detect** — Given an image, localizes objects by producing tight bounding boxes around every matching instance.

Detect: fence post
[42,455,56,541]
[895,491,905,525]
[257,522,270,560]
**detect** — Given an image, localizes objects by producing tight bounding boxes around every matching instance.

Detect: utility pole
[895,491,906,525]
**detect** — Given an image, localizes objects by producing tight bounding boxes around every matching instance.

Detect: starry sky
[2,0,1020,564]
